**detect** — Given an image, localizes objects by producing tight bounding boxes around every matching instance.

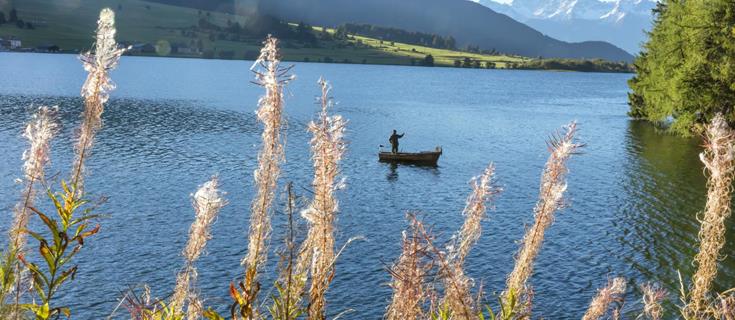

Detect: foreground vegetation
[1,0,629,72]
[628,0,735,135]
[1,7,733,320]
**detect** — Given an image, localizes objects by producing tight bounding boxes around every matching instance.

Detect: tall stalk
[5,107,58,319]
[386,213,435,320]
[9,107,58,255]
[300,78,347,319]
[72,8,126,193]
[240,35,293,317]
[440,164,499,319]
[502,122,581,314]
[686,114,735,316]
[581,277,626,320]
[171,178,226,319]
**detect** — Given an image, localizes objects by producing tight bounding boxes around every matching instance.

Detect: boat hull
[379,149,442,166]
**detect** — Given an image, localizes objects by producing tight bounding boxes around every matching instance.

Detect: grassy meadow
[1,0,630,71]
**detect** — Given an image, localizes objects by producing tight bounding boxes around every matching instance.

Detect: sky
[483,0,621,4]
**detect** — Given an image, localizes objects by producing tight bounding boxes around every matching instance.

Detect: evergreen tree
[9,8,17,22]
[0,12,5,25]
[628,0,735,135]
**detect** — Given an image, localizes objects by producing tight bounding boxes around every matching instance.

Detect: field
[2,0,527,68]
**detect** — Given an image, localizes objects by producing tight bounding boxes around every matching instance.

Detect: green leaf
[28,207,59,236]
[59,306,71,317]
[70,214,103,228]
[73,224,100,244]
[25,230,47,243]
[203,308,226,320]
[52,266,77,289]
[23,261,49,289]
[39,241,56,274]
[229,282,244,305]
[36,302,50,320]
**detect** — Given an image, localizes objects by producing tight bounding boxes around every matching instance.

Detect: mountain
[145,0,634,62]
[479,0,655,54]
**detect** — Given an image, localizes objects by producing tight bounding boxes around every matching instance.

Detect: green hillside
[0,0,631,71]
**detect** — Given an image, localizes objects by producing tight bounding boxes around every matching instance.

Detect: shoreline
[0,50,634,74]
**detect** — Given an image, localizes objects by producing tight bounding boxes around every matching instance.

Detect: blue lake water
[0,52,731,319]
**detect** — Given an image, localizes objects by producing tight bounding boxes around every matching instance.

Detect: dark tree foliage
[0,12,5,25]
[422,54,434,67]
[9,8,16,22]
[628,0,735,135]
[518,59,632,73]
[341,23,456,50]
[462,57,472,68]
[194,14,314,42]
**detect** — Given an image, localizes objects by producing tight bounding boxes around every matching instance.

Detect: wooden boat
[379,147,442,166]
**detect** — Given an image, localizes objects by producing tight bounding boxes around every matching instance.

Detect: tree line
[0,8,35,29]
[339,23,457,50]
[192,14,316,43]
[628,0,735,135]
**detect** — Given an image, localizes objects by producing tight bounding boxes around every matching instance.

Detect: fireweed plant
[3,7,735,320]
[0,8,126,320]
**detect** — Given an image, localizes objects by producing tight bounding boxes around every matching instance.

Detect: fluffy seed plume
[438,164,500,319]
[687,114,735,314]
[438,259,475,320]
[386,213,435,320]
[581,277,627,320]
[72,8,126,191]
[715,293,735,320]
[450,163,500,265]
[10,106,58,252]
[300,78,347,319]
[503,121,581,311]
[640,282,666,320]
[240,35,293,311]
[171,177,226,317]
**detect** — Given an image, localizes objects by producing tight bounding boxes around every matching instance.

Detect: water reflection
[620,120,735,296]
[386,162,398,182]
[383,162,440,182]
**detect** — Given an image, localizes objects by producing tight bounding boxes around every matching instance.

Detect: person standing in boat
[389,129,404,154]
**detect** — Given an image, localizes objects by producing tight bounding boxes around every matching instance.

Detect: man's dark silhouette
[389,129,404,154]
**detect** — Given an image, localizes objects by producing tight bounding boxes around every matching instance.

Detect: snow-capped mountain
[479,0,656,54]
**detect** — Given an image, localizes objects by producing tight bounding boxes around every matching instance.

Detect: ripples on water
[0,53,734,319]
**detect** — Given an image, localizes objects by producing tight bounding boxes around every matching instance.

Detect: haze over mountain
[146,0,634,62]
[478,0,655,54]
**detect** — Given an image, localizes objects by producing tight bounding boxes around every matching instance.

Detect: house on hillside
[171,43,200,55]
[9,38,21,49]
[128,43,155,54]
[0,37,22,50]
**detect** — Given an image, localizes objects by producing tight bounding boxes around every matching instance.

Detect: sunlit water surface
[0,53,732,319]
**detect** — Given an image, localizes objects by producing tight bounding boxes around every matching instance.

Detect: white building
[9,38,21,49]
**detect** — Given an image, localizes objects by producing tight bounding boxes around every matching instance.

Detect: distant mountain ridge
[144,0,634,62]
[479,0,655,54]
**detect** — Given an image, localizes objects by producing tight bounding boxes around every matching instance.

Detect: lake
[0,53,731,319]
